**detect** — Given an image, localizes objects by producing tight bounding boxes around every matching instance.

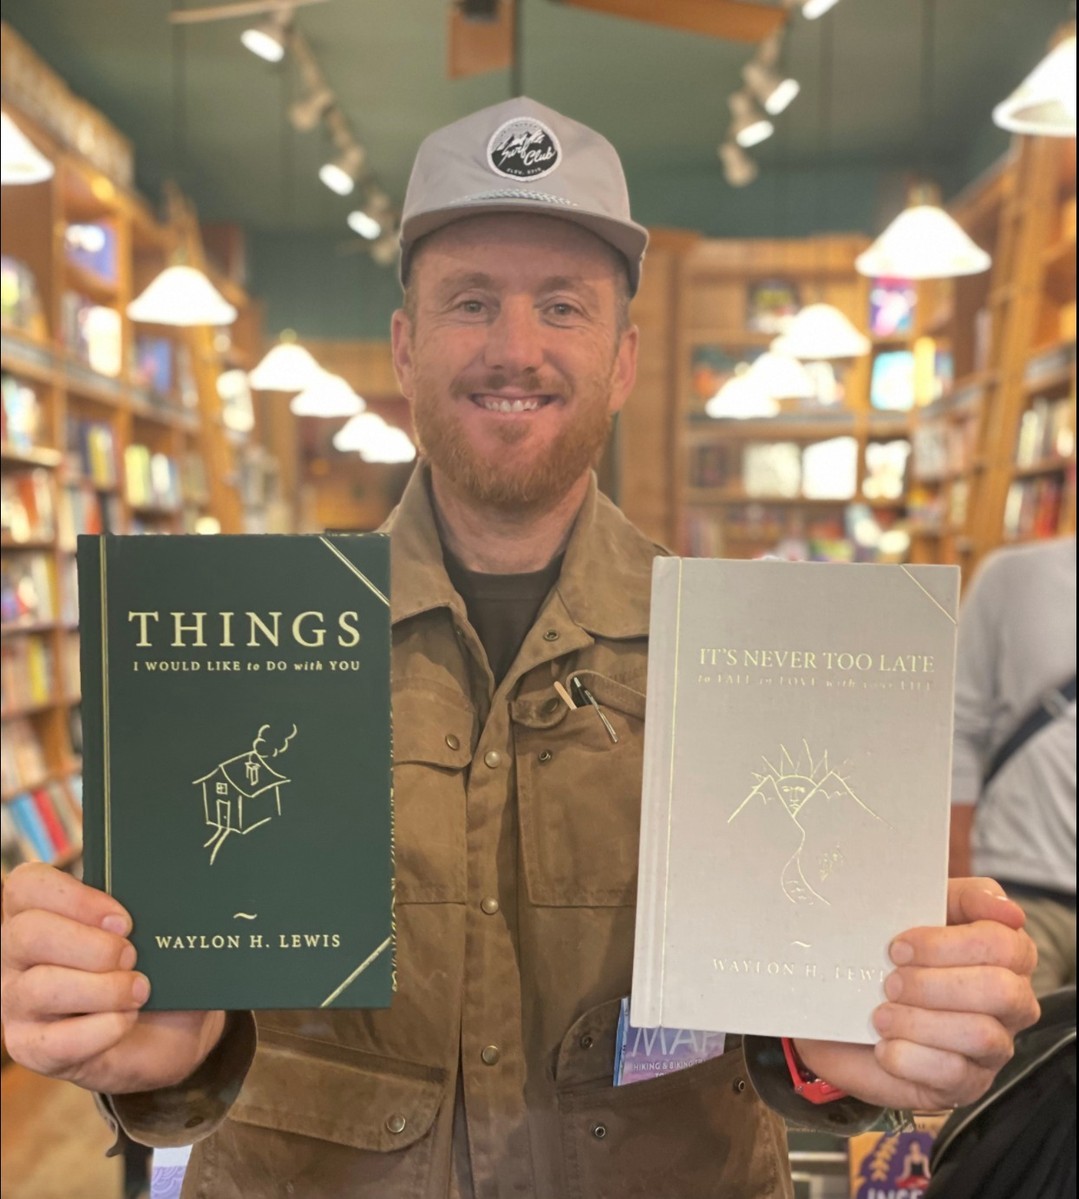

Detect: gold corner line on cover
[900,566,957,624]
[320,936,394,1007]
[100,541,113,893]
[318,537,390,606]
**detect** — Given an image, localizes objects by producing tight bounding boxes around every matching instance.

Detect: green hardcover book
[77,534,394,1011]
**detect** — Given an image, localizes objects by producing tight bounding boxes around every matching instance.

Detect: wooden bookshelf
[0,32,285,880]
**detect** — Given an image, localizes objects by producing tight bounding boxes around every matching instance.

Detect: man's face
[391,214,638,512]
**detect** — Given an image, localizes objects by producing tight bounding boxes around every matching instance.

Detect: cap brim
[400,199,648,295]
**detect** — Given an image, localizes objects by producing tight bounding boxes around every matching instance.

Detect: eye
[547,301,579,318]
[458,298,487,315]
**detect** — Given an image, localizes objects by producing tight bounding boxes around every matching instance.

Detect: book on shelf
[77,533,394,1010]
[0,717,49,793]
[62,630,80,698]
[124,445,179,510]
[1,468,56,542]
[862,440,910,502]
[1,805,25,874]
[0,256,47,340]
[688,443,741,491]
[60,293,123,378]
[67,417,119,487]
[1024,342,1075,388]
[744,442,801,498]
[1,373,46,452]
[1015,396,1075,467]
[948,479,969,529]
[58,483,120,545]
[0,552,57,624]
[1,633,54,711]
[870,351,916,412]
[746,279,800,335]
[1003,477,1065,540]
[59,556,78,625]
[631,557,959,1042]
[3,783,80,869]
[63,221,119,285]
[868,278,916,338]
[131,335,176,407]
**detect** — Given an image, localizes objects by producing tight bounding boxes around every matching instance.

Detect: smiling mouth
[470,394,557,414]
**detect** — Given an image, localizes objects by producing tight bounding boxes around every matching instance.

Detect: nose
[482,298,543,376]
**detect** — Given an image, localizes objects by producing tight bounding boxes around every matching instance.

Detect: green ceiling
[2,1,1067,337]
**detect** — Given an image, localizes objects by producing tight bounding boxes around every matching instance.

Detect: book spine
[32,788,70,856]
[77,536,106,892]
[630,556,684,1028]
[11,794,55,861]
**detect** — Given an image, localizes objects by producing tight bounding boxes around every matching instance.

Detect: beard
[410,363,615,513]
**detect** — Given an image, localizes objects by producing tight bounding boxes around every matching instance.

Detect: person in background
[950,536,1076,994]
[3,98,1041,1198]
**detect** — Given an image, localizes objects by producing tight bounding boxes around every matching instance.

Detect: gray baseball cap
[400,96,648,295]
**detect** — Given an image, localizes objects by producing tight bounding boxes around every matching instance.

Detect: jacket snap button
[386,1113,407,1135]
[480,896,500,915]
[591,1123,607,1140]
[445,733,460,751]
[538,750,553,763]
[543,629,559,641]
[579,1034,594,1049]
[483,750,502,769]
[481,1045,501,1066]
[733,1077,747,1094]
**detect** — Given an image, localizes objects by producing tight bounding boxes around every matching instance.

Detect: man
[1,98,1040,1198]
[950,536,1076,994]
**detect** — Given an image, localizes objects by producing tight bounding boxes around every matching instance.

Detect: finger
[889,920,1038,975]
[873,1037,996,1109]
[885,964,1041,1032]
[946,877,1025,930]
[873,1002,1015,1072]
[2,1010,139,1081]
[2,910,136,975]
[13,965,150,1020]
[1,863,132,935]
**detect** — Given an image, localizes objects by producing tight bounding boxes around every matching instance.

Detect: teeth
[479,396,543,413]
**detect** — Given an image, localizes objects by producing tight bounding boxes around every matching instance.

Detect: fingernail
[102,914,131,936]
[132,975,150,1005]
[884,972,903,1001]
[890,940,914,965]
[119,942,137,971]
[872,1005,893,1034]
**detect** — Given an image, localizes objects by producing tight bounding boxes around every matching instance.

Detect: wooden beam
[560,0,785,43]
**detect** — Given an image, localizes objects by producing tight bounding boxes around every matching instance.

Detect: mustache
[450,371,568,400]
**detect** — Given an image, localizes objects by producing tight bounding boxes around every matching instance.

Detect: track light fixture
[718,141,758,187]
[728,90,774,148]
[241,9,292,63]
[289,85,334,132]
[319,141,365,196]
[743,32,800,116]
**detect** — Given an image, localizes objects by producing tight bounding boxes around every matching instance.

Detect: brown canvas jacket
[110,465,801,1198]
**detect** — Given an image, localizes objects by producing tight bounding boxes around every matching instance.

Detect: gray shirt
[951,537,1076,893]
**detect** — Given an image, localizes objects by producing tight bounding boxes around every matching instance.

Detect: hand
[794,877,1041,1111]
[1,863,225,1095]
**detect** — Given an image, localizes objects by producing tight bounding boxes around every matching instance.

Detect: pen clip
[570,675,619,744]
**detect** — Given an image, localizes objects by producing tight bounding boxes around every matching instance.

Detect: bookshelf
[0,32,276,880]
[671,235,918,563]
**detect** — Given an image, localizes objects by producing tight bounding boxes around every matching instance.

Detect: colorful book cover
[850,1129,938,1196]
[868,278,917,338]
[613,997,727,1086]
[78,534,394,1010]
[631,558,959,1043]
[871,351,916,412]
[746,279,800,334]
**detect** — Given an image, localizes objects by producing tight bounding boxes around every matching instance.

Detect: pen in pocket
[570,675,619,744]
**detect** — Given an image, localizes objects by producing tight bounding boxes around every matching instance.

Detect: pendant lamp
[705,371,781,420]
[858,0,990,281]
[249,332,326,392]
[360,426,416,465]
[333,412,390,452]
[993,29,1076,137]
[855,184,991,279]
[127,264,238,326]
[1,111,54,184]
[289,373,365,418]
[772,304,870,361]
[746,350,817,400]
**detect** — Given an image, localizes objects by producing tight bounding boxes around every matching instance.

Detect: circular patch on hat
[486,117,561,181]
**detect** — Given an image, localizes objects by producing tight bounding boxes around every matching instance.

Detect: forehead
[408,213,624,293]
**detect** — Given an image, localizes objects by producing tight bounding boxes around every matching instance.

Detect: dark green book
[77,534,393,1011]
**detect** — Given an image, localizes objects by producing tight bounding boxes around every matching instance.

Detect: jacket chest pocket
[393,687,471,904]
[514,672,645,907]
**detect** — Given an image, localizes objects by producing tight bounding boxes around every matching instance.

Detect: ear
[607,324,639,416]
[391,308,415,399]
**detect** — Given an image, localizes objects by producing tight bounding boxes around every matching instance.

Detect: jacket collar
[383,463,664,640]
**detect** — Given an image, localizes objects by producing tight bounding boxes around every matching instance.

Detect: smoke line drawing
[194,723,297,865]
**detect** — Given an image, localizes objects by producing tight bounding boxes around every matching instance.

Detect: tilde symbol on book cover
[194,723,298,865]
[727,742,889,907]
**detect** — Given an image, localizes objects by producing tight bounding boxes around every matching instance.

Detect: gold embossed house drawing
[194,724,297,864]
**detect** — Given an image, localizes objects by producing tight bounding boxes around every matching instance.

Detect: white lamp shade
[856,205,991,280]
[705,372,780,419]
[248,340,324,392]
[1,112,54,185]
[127,266,238,326]
[289,374,365,418]
[772,304,870,360]
[359,426,416,464]
[746,351,817,400]
[333,412,389,452]
[993,34,1076,137]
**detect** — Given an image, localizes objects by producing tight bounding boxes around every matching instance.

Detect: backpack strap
[982,676,1077,792]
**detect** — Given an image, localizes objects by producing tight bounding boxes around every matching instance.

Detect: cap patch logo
[486,117,561,181]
